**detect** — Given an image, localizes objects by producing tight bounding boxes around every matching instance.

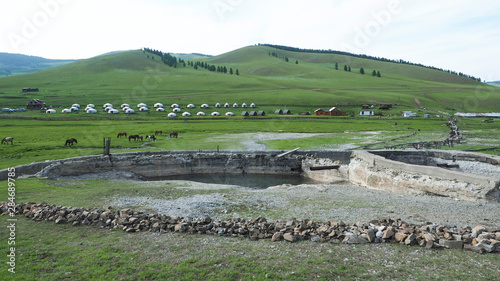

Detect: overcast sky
[1,0,499,81]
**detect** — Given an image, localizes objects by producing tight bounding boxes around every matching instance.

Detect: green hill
[0,52,76,76]
[0,45,498,113]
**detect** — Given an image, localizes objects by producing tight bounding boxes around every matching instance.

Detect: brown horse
[1,137,14,145]
[128,135,143,142]
[146,135,156,141]
[65,138,77,146]
[117,132,127,138]
[155,130,163,136]
[170,131,178,138]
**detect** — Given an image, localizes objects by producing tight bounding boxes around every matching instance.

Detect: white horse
[1,137,14,145]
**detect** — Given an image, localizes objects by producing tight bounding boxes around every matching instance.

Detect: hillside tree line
[259,44,481,82]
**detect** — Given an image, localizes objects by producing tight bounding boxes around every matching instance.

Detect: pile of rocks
[3,202,499,254]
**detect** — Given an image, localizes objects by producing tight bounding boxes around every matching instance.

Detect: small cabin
[314,109,330,116]
[359,110,374,116]
[27,99,46,109]
[283,109,292,115]
[249,111,257,116]
[275,109,283,114]
[329,107,346,116]
[257,111,266,116]
[241,111,249,116]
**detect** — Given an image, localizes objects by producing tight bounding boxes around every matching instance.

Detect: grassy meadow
[0,45,500,280]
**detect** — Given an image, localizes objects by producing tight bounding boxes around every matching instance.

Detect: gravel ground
[110,179,500,229]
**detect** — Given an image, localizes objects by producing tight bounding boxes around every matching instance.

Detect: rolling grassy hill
[0,52,76,76]
[0,45,499,114]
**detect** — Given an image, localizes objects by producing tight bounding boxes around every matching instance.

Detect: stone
[366,229,376,243]
[382,229,395,240]
[310,236,321,243]
[271,232,283,242]
[440,239,463,249]
[343,235,369,244]
[394,232,408,243]
[283,233,296,243]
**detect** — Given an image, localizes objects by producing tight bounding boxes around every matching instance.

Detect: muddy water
[146,173,319,189]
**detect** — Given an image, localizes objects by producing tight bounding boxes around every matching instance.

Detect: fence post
[103,137,111,155]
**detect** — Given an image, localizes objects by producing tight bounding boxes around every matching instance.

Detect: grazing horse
[117,132,127,138]
[146,135,156,141]
[170,131,178,138]
[65,138,77,146]
[155,130,163,136]
[1,137,14,145]
[128,135,143,142]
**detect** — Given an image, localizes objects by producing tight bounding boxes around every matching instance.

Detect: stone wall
[4,202,499,253]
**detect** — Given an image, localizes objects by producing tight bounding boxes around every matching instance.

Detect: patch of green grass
[2,217,499,280]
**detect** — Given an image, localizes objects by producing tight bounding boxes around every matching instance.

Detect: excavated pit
[1,150,499,201]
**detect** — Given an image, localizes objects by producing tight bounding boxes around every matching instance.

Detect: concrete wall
[1,149,498,201]
[349,150,500,201]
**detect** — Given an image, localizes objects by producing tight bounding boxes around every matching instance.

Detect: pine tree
[377,71,381,77]
[236,69,239,75]
[372,70,377,76]
[295,60,298,64]
[335,63,338,70]
[344,65,347,71]
[360,68,365,74]
[348,66,351,72]
[230,68,233,75]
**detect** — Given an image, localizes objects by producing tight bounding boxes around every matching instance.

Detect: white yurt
[121,103,130,108]
[224,103,230,108]
[61,108,71,113]
[187,104,195,109]
[125,109,135,114]
[197,112,206,116]
[215,103,221,108]
[156,108,165,112]
[173,108,181,113]
[242,103,247,108]
[46,109,56,114]
[104,106,114,112]
[171,103,179,108]
[211,112,220,116]
[233,103,238,108]
[108,109,119,114]
[103,103,112,108]
[226,112,234,116]
[182,112,191,117]
[250,103,256,108]
[72,104,80,108]
[201,104,209,109]
[137,103,147,108]
[122,107,130,112]
[168,113,177,118]
[139,107,149,112]
[86,104,95,108]
[86,109,98,114]
[70,107,79,112]
[154,103,163,108]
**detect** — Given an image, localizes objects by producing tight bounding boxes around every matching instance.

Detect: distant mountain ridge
[0,53,77,76]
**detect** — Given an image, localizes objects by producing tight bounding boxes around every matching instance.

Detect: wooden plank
[276,147,300,158]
